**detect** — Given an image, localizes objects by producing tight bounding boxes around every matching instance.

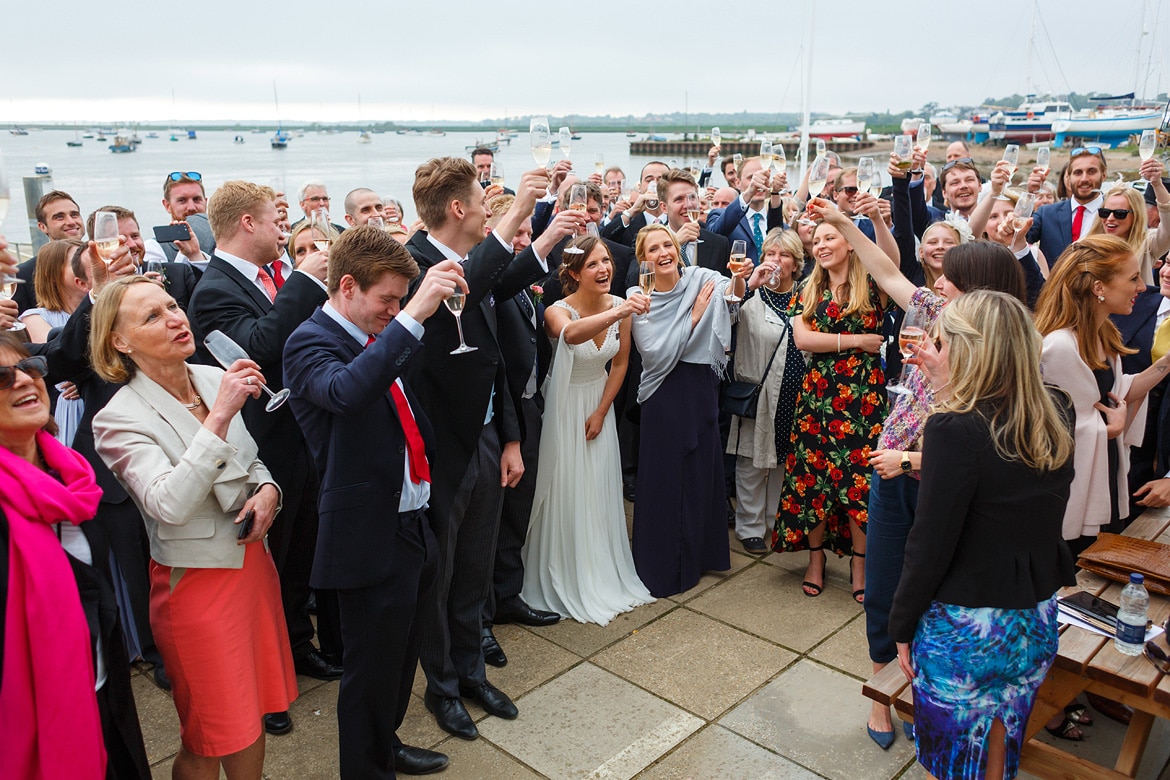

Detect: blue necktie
[751,213,765,255]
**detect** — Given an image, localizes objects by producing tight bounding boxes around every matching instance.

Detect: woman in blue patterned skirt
[888,291,1077,779]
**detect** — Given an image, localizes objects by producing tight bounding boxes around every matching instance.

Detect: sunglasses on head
[1070,147,1103,158]
[941,157,975,173]
[166,171,202,182]
[1098,208,1132,220]
[0,356,49,390]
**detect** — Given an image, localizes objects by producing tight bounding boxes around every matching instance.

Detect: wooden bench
[862,508,1170,778]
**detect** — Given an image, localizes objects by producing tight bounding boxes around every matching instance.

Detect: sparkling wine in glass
[311,209,332,251]
[0,277,26,331]
[1140,129,1157,162]
[759,139,774,171]
[564,185,589,256]
[444,290,476,354]
[870,172,884,197]
[204,330,290,411]
[807,155,831,199]
[815,138,827,158]
[732,153,744,169]
[772,143,786,174]
[888,303,928,396]
[1036,145,1051,172]
[893,135,913,170]
[1013,192,1036,232]
[594,154,605,176]
[916,122,932,152]
[92,211,121,266]
[530,117,552,167]
[1002,144,1020,182]
[856,157,875,198]
[637,260,655,324]
[726,240,749,303]
[558,127,572,158]
[689,159,703,182]
[489,162,504,189]
[711,127,722,148]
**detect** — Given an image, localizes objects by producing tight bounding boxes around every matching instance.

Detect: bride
[521,235,656,625]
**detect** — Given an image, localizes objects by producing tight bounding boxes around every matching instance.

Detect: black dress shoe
[623,482,636,502]
[294,649,343,680]
[494,596,561,627]
[424,690,478,740]
[741,537,768,555]
[459,681,518,720]
[482,626,507,667]
[264,711,293,735]
[152,664,172,692]
[393,744,449,775]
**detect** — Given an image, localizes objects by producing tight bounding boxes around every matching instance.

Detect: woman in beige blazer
[91,277,297,780]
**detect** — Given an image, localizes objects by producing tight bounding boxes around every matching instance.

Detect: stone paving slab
[638,724,821,779]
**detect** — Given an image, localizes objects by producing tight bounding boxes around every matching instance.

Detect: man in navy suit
[284,225,464,778]
[1025,147,1107,266]
[601,160,670,246]
[704,157,786,263]
[1114,261,1170,520]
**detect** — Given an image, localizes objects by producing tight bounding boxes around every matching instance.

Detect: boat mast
[798,0,815,184]
[1024,0,1036,96]
[1134,0,1148,104]
[273,81,283,131]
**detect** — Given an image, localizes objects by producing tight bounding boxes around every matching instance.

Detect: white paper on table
[1056,605,1166,643]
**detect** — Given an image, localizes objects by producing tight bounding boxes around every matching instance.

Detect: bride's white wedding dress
[521,297,655,625]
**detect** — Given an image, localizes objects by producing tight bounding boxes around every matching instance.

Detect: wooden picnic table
[863,506,1170,779]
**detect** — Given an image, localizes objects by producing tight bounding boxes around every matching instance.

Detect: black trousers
[337,509,438,780]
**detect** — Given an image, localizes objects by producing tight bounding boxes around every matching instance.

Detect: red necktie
[1072,205,1085,242]
[256,267,278,303]
[366,335,430,484]
[271,259,285,289]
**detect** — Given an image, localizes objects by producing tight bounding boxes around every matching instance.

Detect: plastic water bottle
[1114,573,1149,656]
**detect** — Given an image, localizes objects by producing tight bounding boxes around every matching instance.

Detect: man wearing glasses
[142,171,215,275]
[1026,147,1108,266]
[294,181,347,233]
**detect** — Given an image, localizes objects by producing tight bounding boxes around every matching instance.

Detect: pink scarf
[0,430,106,780]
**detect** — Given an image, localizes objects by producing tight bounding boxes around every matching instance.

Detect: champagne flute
[489,162,504,189]
[888,303,927,396]
[530,117,552,167]
[1036,145,1051,175]
[732,153,744,169]
[726,239,748,303]
[1002,144,1020,183]
[204,330,290,411]
[311,209,332,251]
[893,135,913,170]
[916,122,932,152]
[773,143,786,175]
[593,154,605,177]
[689,159,703,182]
[443,288,476,354]
[807,155,831,199]
[686,193,704,245]
[0,276,26,331]
[366,215,386,230]
[711,126,722,149]
[1013,192,1036,232]
[564,185,589,255]
[92,211,121,266]
[644,179,660,211]
[759,139,774,168]
[1140,129,1157,162]
[636,260,655,325]
[870,170,884,197]
[815,138,827,158]
[856,157,874,198]
[558,126,572,158]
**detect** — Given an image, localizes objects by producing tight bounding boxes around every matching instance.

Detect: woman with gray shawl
[628,224,747,597]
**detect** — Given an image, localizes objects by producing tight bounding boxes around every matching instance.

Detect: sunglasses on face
[0,356,49,390]
[167,171,202,182]
[1098,208,1133,220]
[838,186,859,195]
[1070,147,1103,158]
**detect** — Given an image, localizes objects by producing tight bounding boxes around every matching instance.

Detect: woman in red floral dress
[773,206,888,602]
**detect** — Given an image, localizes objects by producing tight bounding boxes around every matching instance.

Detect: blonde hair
[937,290,1073,471]
[634,223,683,273]
[89,276,164,384]
[208,180,276,242]
[287,219,339,263]
[1085,186,1148,253]
[1034,235,1136,370]
[800,223,874,324]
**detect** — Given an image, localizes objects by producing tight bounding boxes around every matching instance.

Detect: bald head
[712,187,738,210]
[343,187,385,226]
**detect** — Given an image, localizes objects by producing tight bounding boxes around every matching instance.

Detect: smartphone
[1059,590,1119,627]
[236,509,256,540]
[153,223,192,243]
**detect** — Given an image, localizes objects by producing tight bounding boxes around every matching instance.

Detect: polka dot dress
[757,285,804,458]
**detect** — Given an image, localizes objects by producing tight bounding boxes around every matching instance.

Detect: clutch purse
[1076,533,1170,596]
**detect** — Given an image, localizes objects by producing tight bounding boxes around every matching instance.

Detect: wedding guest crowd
[0,129,1167,780]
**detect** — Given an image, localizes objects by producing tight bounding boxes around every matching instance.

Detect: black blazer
[888,408,1077,643]
[403,231,545,483]
[154,262,199,310]
[186,254,327,497]
[12,256,37,312]
[283,309,435,590]
[497,288,550,442]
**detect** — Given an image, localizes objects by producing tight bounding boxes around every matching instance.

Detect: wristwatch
[900,451,913,473]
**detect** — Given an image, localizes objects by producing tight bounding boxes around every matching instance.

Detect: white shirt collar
[321,301,370,348]
[426,234,466,263]
[215,248,265,284]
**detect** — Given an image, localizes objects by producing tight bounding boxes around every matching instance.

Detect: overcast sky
[6,0,1166,124]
